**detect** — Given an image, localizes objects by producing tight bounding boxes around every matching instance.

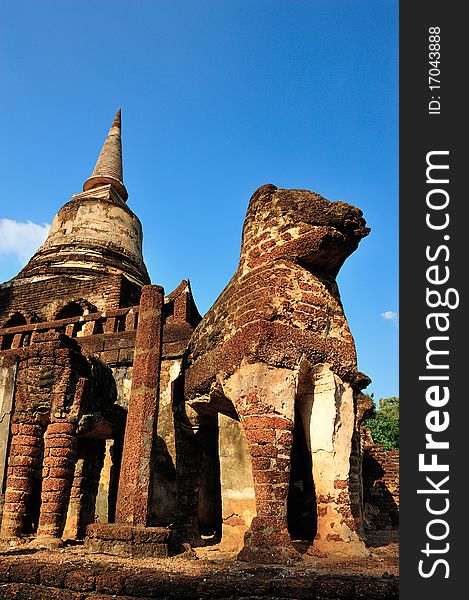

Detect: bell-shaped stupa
[17,110,150,289]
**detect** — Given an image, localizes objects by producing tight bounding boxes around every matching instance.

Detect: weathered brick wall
[0,274,126,325]
[0,314,138,530]
[1,303,137,343]
[78,331,136,369]
[186,185,370,400]
[363,445,399,530]
[0,277,198,528]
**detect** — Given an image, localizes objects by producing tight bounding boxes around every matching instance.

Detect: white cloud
[0,219,50,263]
[381,310,399,327]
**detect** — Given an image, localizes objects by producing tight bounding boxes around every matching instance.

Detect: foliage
[364,396,399,451]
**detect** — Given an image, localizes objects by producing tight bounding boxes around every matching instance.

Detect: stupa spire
[83,108,128,201]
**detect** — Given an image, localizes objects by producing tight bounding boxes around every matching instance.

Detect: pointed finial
[83,108,128,201]
[113,107,121,128]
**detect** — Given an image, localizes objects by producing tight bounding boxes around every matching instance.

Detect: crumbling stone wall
[0,277,199,545]
[363,445,399,530]
[0,273,135,326]
[0,314,134,536]
[0,331,93,538]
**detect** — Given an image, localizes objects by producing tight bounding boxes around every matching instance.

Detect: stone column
[237,413,294,562]
[37,422,77,539]
[95,439,115,523]
[63,438,106,539]
[63,457,85,539]
[0,357,18,523]
[218,413,256,552]
[222,362,299,563]
[115,285,164,526]
[1,423,44,537]
[298,365,368,557]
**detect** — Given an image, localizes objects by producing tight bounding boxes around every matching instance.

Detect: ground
[0,532,398,599]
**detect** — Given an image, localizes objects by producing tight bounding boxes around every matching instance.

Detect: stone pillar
[82,321,95,336]
[115,285,164,526]
[125,309,137,331]
[37,422,77,539]
[222,362,299,563]
[1,423,44,537]
[0,357,18,523]
[11,334,23,350]
[78,439,106,535]
[95,439,115,523]
[237,413,294,562]
[63,439,105,539]
[298,365,368,557]
[151,359,181,526]
[63,457,85,539]
[86,286,171,558]
[218,414,256,551]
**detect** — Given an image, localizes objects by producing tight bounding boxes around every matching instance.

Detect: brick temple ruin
[0,110,398,563]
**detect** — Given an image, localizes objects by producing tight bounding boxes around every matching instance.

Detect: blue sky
[0,0,398,401]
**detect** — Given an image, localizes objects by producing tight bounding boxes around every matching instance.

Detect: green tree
[365,396,399,450]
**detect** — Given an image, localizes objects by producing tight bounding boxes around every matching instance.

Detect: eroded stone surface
[182,185,371,560]
[115,285,164,527]
[0,357,17,519]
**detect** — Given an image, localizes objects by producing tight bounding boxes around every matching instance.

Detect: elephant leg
[297,365,368,557]
[222,362,300,563]
[36,422,77,540]
[1,424,45,537]
[237,412,300,562]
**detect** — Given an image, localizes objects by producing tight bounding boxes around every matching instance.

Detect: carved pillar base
[36,422,77,539]
[0,423,44,537]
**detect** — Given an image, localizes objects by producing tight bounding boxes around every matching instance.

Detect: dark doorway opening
[287,409,317,541]
[22,447,44,535]
[1,313,27,349]
[197,416,222,543]
[56,302,84,320]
